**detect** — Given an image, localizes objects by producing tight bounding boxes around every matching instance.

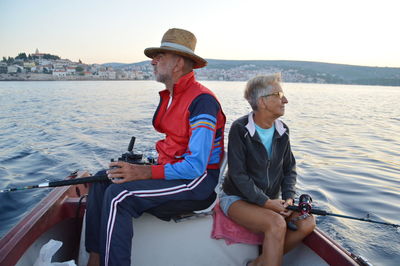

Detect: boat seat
[145,191,216,222]
[145,152,227,222]
[131,213,258,266]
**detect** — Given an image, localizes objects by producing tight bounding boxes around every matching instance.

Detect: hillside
[105,59,400,86]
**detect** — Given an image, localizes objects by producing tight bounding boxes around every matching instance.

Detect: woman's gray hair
[244,73,282,111]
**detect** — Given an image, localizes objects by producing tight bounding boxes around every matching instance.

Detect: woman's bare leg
[228,200,287,266]
[87,252,100,266]
[284,213,316,253]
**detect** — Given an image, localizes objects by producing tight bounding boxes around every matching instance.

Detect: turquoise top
[255,123,275,158]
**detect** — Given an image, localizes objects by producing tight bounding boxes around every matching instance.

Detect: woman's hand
[280,198,294,217]
[263,198,294,217]
[263,199,286,213]
[107,161,152,184]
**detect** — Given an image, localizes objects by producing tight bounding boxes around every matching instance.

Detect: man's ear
[174,57,185,72]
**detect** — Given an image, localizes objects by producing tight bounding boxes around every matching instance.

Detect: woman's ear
[258,96,266,110]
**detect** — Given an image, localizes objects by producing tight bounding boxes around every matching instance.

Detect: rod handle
[48,174,108,187]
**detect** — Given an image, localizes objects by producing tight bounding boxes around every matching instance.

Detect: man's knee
[105,183,127,199]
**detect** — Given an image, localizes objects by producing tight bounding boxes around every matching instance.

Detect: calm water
[0,80,399,265]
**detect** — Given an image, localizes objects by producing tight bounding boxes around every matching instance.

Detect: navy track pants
[85,169,218,266]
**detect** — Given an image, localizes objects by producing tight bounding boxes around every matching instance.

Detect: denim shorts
[219,191,243,216]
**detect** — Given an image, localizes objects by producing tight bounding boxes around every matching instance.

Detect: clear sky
[1,0,399,67]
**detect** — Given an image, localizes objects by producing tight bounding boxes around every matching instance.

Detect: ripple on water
[0,81,399,265]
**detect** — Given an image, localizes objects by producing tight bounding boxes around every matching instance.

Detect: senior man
[85,28,226,266]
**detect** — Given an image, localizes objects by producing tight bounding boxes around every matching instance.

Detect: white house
[66,67,76,75]
[38,59,51,66]
[7,65,20,73]
[52,69,67,77]
[107,71,116,79]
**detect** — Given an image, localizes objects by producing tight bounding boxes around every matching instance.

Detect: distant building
[116,70,129,79]
[108,71,116,79]
[7,65,19,73]
[52,69,67,77]
[66,67,76,75]
[24,62,36,68]
[97,70,108,79]
[33,48,46,59]
[83,71,92,77]
[38,59,51,66]
[0,62,7,74]
[97,70,116,79]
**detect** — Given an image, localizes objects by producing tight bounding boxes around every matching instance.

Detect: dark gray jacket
[222,113,297,206]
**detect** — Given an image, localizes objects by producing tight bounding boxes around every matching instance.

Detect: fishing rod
[287,194,400,228]
[0,172,108,193]
[1,136,154,193]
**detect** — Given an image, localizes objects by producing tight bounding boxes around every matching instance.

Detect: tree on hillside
[16,53,27,61]
[6,57,14,64]
[76,66,84,72]
[43,54,61,60]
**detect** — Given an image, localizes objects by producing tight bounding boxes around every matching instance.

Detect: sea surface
[0,80,399,265]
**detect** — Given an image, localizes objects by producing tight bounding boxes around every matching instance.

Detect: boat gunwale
[0,172,88,266]
[0,171,362,266]
[304,227,361,265]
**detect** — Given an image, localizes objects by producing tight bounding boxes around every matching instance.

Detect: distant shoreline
[0,73,150,82]
[2,58,400,86]
[1,77,399,88]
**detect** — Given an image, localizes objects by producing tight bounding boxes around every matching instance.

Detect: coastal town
[1,50,399,86]
[0,49,330,83]
[0,50,152,81]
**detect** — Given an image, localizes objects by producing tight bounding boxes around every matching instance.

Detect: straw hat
[144,28,207,69]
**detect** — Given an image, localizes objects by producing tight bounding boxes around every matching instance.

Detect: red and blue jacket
[151,71,226,180]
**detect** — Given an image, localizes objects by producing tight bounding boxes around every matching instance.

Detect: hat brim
[144,47,207,69]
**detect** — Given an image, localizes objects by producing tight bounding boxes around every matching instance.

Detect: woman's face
[259,83,288,118]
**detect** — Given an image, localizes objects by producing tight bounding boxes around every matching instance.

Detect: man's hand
[107,161,152,184]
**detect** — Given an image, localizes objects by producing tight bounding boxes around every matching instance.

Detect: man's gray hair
[244,73,282,111]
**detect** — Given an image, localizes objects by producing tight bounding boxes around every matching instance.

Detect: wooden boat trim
[304,228,361,265]
[0,172,88,266]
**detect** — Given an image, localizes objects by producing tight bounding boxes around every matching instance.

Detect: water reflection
[0,81,399,265]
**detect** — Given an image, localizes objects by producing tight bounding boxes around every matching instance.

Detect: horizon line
[99,58,400,69]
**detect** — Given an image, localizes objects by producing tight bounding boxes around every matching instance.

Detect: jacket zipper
[266,136,278,192]
[266,159,270,189]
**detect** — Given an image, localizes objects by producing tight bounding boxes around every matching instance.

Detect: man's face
[151,53,179,84]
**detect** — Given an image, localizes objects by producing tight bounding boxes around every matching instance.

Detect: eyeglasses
[262,91,285,99]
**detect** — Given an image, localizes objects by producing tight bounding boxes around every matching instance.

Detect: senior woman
[220,73,315,266]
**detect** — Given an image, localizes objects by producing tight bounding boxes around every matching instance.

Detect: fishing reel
[111,136,155,165]
[287,194,313,231]
[298,194,313,214]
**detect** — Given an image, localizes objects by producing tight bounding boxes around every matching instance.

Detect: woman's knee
[263,212,287,236]
[297,215,316,235]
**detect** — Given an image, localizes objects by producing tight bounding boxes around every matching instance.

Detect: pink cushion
[211,202,264,245]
